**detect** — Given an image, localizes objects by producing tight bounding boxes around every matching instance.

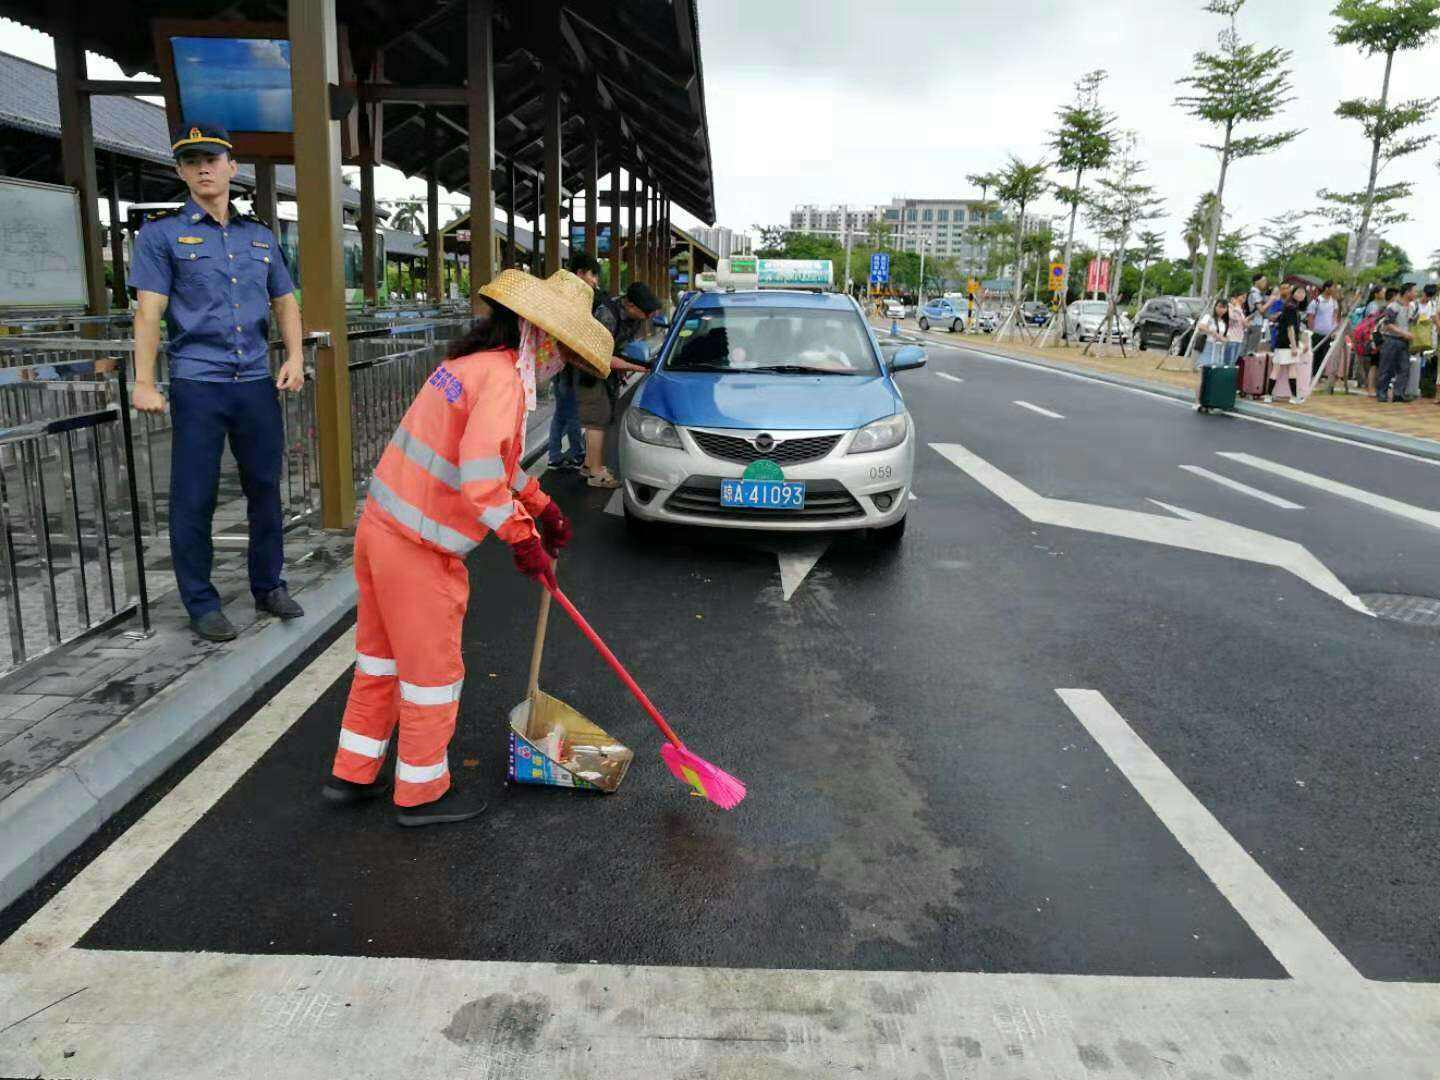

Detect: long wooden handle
[526,565,553,700]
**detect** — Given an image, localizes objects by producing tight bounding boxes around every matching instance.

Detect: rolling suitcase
[1238,353,1268,398]
[1198,363,1238,412]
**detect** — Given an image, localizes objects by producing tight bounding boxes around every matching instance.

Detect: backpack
[1351,311,1381,356]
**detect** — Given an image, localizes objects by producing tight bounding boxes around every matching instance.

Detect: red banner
[1085,258,1111,295]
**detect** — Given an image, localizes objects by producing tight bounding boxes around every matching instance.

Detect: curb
[883,323,1440,464]
[0,564,361,912]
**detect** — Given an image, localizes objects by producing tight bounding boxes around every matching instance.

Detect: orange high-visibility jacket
[363,347,549,555]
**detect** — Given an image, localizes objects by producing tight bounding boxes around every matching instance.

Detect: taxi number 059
[868,464,894,481]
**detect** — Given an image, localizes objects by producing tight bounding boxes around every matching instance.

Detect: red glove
[537,500,572,557]
[511,536,556,588]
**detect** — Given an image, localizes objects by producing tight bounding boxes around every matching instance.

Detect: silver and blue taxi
[618,291,924,541]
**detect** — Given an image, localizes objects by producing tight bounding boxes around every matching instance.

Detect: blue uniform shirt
[130,198,294,382]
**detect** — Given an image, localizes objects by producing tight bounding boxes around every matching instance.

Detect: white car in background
[883,299,906,320]
[1064,300,1133,342]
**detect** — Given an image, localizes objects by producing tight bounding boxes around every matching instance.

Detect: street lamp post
[918,235,927,311]
[842,203,853,296]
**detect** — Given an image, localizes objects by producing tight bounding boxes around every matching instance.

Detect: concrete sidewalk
[878,318,1440,460]
[0,404,555,912]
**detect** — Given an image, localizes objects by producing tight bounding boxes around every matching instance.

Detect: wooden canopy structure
[0,0,716,527]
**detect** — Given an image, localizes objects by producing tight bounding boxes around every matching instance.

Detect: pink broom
[542,579,746,810]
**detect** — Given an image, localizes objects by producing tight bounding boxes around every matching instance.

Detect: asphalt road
[3,339,1437,1077]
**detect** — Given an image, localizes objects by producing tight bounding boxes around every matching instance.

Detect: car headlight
[848,412,909,455]
[624,406,682,449]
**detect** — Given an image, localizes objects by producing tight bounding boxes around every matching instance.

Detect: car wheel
[951,319,963,333]
[918,317,930,331]
[870,514,907,546]
[1135,327,1149,350]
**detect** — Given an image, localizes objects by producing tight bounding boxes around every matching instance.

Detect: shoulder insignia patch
[145,208,179,222]
[178,236,205,245]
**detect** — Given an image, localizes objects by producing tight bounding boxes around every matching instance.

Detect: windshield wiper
[745,364,861,375]
[668,362,733,372]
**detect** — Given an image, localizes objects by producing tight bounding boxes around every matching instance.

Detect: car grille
[664,477,864,521]
[688,430,842,466]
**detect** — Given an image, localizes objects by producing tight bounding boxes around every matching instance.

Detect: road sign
[869,252,890,284]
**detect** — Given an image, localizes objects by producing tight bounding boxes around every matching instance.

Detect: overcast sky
[4,3,1436,267]
[696,0,1439,266]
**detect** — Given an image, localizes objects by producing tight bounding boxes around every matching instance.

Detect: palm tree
[387,202,423,235]
[1183,193,1218,297]
[1134,229,1165,305]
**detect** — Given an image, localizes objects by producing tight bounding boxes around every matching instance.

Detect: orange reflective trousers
[331,512,469,806]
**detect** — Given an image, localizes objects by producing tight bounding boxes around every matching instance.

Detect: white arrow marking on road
[930,441,1371,615]
[1218,451,1440,530]
[1179,465,1304,510]
[935,371,964,384]
[604,490,624,517]
[1013,400,1065,419]
[769,538,832,601]
[1056,689,1360,983]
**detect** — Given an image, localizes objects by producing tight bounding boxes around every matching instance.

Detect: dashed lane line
[1013,400,1065,419]
[935,371,964,384]
[1218,451,1440,530]
[1056,689,1361,984]
[1179,465,1305,510]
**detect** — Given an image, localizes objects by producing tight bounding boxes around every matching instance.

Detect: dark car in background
[1020,301,1050,325]
[1133,296,1206,355]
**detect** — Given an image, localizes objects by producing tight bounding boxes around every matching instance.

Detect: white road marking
[1179,465,1305,510]
[1056,689,1361,983]
[935,371,964,384]
[0,630,360,959]
[770,538,832,601]
[930,441,1371,615]
[1013,400,1065,419]
[1219,452,1440,530]
[604,489,624,517]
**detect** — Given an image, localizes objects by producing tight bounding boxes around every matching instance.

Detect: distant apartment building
[689,225,752,260]
[788,204,886,238]
[787,197,1049,276]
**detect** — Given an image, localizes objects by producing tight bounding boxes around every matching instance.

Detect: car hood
[636,369,899,430]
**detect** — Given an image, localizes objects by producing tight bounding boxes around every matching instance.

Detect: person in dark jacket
[577,281,657,488]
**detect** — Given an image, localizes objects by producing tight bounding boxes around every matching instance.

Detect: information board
[0,177,89,310]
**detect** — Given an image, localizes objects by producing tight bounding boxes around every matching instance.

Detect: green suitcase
[1198,364,1238,412]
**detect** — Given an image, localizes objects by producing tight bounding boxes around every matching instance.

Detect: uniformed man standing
[131,124,307,642]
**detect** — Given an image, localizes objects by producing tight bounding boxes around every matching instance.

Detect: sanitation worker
[323,269,613,826]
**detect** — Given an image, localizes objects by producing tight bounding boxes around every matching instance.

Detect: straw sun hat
[479,269,613,379]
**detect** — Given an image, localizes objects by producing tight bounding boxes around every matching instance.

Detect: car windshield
[1076,302,1109,315]
[1174,297,1205,317]
[666,306,880,375]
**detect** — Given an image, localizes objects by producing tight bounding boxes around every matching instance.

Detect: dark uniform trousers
[169,376,287,617]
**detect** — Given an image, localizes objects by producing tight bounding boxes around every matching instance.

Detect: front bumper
[619,422,914,532]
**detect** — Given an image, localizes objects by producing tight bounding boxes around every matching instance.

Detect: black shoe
[322,775,390,805]
[190,610,238,642]
[395,786,488,827]
[548,459,577,471]
[256,586,304,619]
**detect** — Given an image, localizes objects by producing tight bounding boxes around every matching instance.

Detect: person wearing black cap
[578,281,658,488]
[130,123,307,642]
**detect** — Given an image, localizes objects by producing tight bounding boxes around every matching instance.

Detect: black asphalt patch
[77,468,1279,977]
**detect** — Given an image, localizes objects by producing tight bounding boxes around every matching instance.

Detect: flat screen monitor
[569,223,612,256]
[171,36,293,134]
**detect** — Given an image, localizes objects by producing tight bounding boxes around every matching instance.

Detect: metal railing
[0,314,474,672]
[0,355,148,668]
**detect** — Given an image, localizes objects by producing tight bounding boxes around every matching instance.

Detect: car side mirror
[620,340,651,368]
[889,345,926,372]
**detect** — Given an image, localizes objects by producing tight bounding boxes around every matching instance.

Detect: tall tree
[1258,210,1308,279]
[1134,229,1165,304]
[752,224,788,253]
[1049,70,1115,335]
[1083,132,1164,348]
[1174,0,1301,298]
[1320,0,1440,271]
[992,156,1049,314]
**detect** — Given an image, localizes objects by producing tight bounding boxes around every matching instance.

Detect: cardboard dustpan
[507,567,633,793]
